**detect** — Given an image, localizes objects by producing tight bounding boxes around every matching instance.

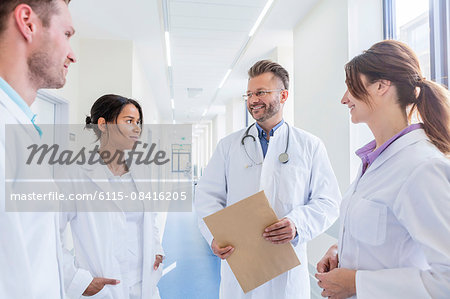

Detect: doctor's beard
[248,97,281,123]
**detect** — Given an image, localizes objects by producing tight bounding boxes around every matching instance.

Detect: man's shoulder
[0,91,22,125]
[218,128,247,146]
[210,128,247,159]
[0,104,19,125]
[290,126,322,147]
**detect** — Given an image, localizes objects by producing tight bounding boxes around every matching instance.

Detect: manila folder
[203,190,301,293]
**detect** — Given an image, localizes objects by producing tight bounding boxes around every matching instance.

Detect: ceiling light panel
[167,0,267,122]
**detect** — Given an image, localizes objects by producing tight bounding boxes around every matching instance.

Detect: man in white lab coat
[0,1,76,298]
[195,60,342,299]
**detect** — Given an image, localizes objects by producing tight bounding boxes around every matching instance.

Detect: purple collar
[356,123,423,174]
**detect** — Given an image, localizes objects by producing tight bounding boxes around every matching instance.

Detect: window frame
[383,0,449,87]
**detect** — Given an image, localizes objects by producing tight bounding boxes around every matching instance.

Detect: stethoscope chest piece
[278,152,289,164]
[242,122,290,166]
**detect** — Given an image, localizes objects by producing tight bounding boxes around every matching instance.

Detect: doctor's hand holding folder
[203,191,301,293]
[210,208,297,259]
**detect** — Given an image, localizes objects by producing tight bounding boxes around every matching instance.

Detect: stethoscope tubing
[241,122,290,166]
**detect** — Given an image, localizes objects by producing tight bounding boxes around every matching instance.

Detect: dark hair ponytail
[411,79,450,155]
[345,40,450,155]
[85,115,93,129]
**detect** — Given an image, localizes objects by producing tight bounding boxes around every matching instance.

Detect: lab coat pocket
[349,199,387,246]
[81,285,112,299]
[277,165,306,205]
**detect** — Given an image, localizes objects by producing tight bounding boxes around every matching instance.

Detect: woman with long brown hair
[316,40,450,298]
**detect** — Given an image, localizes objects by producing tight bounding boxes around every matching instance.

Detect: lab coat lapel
[130,164,147,195]
[133,166,153,212]
[249,124,264,163]
[346,163,364,195]
[81,162,108,189]
[0,89,31,126]
[241,124,264,169]
[259,123,287,199]
[338,163,363,258]
[141,213,161,298]
[0,89,40,147]
[364,129,428,176]
[81,161,124,212]
[133,163,160,298]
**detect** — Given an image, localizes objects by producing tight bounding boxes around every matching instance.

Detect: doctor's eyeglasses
[242,89,285,100]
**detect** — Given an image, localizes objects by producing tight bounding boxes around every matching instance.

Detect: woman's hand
[153,254,164,270]
[83,277,119,296]
[317,244,339,273]
[315,268,356,299]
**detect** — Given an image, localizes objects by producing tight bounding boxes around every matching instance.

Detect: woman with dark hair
[60,94,164,299]
[316,40,450,298]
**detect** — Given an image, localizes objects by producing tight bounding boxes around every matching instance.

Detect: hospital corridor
[1,0,449,298]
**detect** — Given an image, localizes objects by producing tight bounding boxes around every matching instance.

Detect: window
[383,0,449,87]
[171,144,192,173]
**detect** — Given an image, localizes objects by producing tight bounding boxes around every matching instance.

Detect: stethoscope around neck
[241,122,290,167]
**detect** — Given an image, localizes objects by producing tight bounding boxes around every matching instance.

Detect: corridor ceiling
[70,0,318,123]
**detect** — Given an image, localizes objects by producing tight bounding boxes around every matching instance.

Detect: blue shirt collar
[0,77,42,136]
[255,119,284,140]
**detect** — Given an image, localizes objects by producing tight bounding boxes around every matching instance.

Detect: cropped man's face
[28,0,76,89]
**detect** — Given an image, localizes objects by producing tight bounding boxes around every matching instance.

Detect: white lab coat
[59,161,164,299]
[196,123,341,299]
[338,129,450,298]
[0,88,65,298]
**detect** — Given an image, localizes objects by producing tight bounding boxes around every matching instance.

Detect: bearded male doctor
[195,60,341,299]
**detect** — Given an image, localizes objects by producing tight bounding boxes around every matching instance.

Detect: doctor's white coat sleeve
[355,158,450,299]
[59,212,93,298]
[195,140,228,246]
[285,140,341,245]
[152,212,164,256]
